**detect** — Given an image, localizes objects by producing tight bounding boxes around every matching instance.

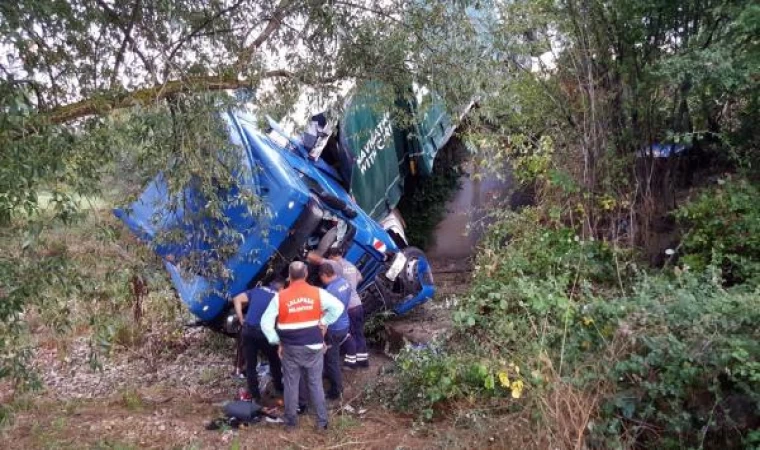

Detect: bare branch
[94,0,158,83]
[165,0,247,65]
[111,0,142,88]
[235,0,296,70]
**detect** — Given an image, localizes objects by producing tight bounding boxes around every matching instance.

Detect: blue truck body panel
[115,111,434,324]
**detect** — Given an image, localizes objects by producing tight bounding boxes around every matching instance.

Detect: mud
[384,159,515,350]
[426,160,514,261]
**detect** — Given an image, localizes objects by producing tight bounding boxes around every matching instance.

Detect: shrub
[675,177,760,285]
[393,342,525,420]
[394,197,760,448]
[592,274,760,449]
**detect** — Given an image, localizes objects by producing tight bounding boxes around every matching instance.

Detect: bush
[592,273,760,449]
[393,198,760,448]
[675,177,760,285]
[394,208,620,420]
[392,342,525,420]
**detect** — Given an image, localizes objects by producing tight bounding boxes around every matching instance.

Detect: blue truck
[114,84,463,333]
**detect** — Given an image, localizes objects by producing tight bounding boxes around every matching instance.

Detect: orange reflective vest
[276,280,323,346]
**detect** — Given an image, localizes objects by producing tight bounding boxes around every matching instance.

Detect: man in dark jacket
[233,278,285,401]
[307,247,367,368]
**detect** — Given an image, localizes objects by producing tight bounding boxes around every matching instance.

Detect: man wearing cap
[232,278,286,401]
[260,261,345,431]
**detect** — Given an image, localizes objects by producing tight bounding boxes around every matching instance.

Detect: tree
[466,0,760,250]
[0,0,499,388]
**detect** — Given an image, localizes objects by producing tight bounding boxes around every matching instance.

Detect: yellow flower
[582,316,594,326]
[511,380,524,399]
[498,371,510,388]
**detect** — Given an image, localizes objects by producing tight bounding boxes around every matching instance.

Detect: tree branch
[44,71,293,126]
[235,0,296,70]
[111,0,141,88]
[94,0,158,83]
[165,0,247,65]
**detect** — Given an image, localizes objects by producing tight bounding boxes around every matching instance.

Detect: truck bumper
[392,256,435,315]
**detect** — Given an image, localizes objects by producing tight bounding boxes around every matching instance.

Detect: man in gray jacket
[307,248,367,368]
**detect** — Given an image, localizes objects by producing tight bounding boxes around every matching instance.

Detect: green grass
[35,192,110,211]
[119,389,144,411]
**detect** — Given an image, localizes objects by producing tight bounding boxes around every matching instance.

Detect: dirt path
[2,333,511,450]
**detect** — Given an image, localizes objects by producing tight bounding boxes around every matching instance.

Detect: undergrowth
[1,210,192,419]
[393,177,760,449]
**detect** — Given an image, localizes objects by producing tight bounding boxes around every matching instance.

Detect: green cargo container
[339,82,457,220]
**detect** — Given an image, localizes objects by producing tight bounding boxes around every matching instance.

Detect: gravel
[33,327,237,400]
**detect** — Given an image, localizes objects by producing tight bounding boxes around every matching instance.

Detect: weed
[199,367,225,385]
[51,416,68,432]
[119,389,144,411]
[112,320,144,348]
[178,443,203,450]
[92,440,138,450]
[61,398,86,415]
[201,330,233,354]
[331,413,359,432]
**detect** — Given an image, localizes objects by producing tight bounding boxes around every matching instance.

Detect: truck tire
[400,246,434,294]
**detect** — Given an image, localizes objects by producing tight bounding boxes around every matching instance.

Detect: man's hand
[237,314,245,325]
[306,251,323,265]
[278,344,284,359]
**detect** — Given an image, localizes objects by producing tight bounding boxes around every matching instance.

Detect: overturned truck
[115,83,463,333]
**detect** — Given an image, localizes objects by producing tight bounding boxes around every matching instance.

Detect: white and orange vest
[276,280,323,346]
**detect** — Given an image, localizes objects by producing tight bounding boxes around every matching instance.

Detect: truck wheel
[400,247,434,294]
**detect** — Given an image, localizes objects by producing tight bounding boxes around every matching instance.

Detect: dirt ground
[0,260,501,450]
[0,327,524,450]
[2,362,425,449]
[0,278,536,450]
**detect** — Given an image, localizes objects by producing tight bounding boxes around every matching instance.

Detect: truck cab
[115,110,435,332]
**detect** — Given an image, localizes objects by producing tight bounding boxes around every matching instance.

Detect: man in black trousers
[233,278,285,401]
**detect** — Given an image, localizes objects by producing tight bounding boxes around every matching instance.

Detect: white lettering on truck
[356,113,393,175]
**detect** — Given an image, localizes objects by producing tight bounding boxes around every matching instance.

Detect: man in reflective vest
[261,261,345,431]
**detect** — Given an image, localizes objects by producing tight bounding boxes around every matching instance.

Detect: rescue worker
[232,278,286,401]
[318,262,352,400]
[260,261,344,431]
[308,248,367,368]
